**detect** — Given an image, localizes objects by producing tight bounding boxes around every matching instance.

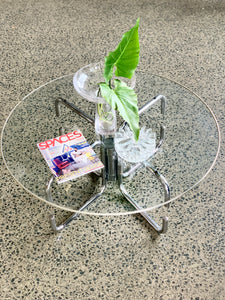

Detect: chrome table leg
[118,162,170,234]
[46,172,106,233]
[120,184,169,233]
[46,95,170,234]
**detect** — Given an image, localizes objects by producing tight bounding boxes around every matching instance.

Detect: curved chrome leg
[55,97,94,125]
[122,162,142,178]
[143,161,170,206]
[55,96,94,137]
[156,124,165,152]
[91,140,103,149]
[46,173,106,233]
[138,95,166,115]
[122,161,170,205]
[118,163,169,234]
[49,184,106,233]
[120,184,168,234]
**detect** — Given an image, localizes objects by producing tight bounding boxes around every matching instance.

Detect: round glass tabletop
[1,71,220,215]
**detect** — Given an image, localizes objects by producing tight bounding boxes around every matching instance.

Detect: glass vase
[73,62,135,137]
[95,101,117,136]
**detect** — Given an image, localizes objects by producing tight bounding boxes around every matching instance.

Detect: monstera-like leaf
[104,19,140,83]
[99,80,139,141]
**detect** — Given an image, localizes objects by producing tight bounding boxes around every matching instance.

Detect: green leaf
[99,80,140,141]
[104,19,140,83]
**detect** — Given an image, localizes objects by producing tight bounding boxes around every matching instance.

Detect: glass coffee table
[1,70,220,234]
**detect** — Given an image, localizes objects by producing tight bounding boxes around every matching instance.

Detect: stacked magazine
[37,130,104,184]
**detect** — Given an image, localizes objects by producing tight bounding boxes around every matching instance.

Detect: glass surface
[1,72,220,215]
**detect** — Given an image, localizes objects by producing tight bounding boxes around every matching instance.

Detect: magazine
[37,130,104,184]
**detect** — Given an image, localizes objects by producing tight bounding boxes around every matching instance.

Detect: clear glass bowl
[73,62,136,103]
[115,126,156,163]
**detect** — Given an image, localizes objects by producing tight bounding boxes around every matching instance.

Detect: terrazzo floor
[1,1,225,299]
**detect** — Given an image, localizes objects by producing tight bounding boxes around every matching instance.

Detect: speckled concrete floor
[1,1,225,299]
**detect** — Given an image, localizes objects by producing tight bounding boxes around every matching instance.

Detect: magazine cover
[37,130,104,184]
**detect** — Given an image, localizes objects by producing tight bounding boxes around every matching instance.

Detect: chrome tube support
[118,159,169,234]
[143,161,170,207]
[120,184,169,233]
[100,136,118,182]
[47,95,170,234]
[46,172,106,233]
[55,97,94,125]
[138,94,166,115]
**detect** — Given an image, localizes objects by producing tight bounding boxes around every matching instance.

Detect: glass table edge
[0,73,221,216]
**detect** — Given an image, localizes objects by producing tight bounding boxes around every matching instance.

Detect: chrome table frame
[47,95,170,234]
